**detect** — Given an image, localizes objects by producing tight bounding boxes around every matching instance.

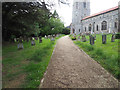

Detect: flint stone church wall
[71,0,119,35]
[82,9,118,34]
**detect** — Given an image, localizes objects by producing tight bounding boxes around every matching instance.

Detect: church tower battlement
[71,0,90,34]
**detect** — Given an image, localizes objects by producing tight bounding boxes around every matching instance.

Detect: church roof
[82,6,118,20]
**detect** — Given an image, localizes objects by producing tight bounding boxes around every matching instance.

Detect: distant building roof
[82,6,118,20]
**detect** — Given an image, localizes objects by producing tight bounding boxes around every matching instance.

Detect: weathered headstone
[51,36,55,41]
[48,35,51,38]
[56,34,59,37]
[53,34,56,38]
[31,37,35,46]
[90,35,94,45]
[94,35,96,40]
[82,35,86,42]
[102,35,107,44]
[18,37,24,49]
[111,34,115,42]
[44,35,47,39]
[39,36,42,43]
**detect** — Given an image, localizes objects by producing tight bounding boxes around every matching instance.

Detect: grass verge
[2,35,65,88]
[70,34,120,81]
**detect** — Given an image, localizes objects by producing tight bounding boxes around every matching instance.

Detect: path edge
[39,37,60,89]
[69,37,120,88]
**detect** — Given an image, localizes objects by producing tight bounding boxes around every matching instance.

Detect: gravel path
[40,36,119,88]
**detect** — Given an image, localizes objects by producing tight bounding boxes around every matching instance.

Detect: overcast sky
[55,0,120,26]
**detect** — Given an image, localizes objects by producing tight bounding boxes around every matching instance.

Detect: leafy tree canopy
[2,1,65,41]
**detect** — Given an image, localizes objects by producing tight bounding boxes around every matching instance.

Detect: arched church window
[79,29,80,32]
[114,22,117,28]
[114,18,118,28]
[85,27,86,32]
[101,21,107,30]
[93,22,95,32]
[96,25,99,31]
[89,24,92,31]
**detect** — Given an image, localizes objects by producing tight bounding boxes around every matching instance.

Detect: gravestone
[44,35,47,39]
[53,34,56,38]
[31,37,35,46]
[56,34,59,37]
[51,36,55,41]
[94,35,96,40]
[102,35,107,44]
[82,35,86,42]
[18,37,24,49]
[39,36,42,43]
[78,36,80,41]
[90,35,94,45]
[111,34,115,42]
[48,35,51,38]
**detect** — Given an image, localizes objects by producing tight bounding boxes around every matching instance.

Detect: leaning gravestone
[18,37,24,49]
[31,37,35,46]
[39,36,42,43]
[90,35,94,45]
[82,35,86,42]
[102,35,107,44]
[111,34,115,42]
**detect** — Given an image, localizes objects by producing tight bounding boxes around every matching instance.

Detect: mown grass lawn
[2,35,65,88]
[70,34,120,81]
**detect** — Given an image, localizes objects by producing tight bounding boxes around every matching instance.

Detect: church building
[70,0,118,35]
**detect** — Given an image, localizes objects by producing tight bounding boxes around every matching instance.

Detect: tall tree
[2,2,51,41]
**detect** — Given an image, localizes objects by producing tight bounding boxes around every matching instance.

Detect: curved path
[40,36,119,88]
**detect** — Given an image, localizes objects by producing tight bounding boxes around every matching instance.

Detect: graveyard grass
[2,35,65,88]
[71,34,120,81]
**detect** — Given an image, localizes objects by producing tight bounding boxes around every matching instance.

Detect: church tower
[71,0,90,34]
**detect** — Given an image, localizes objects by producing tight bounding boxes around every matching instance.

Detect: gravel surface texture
[40,36,119,88]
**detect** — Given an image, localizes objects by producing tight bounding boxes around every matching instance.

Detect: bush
[71,37,76,40]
